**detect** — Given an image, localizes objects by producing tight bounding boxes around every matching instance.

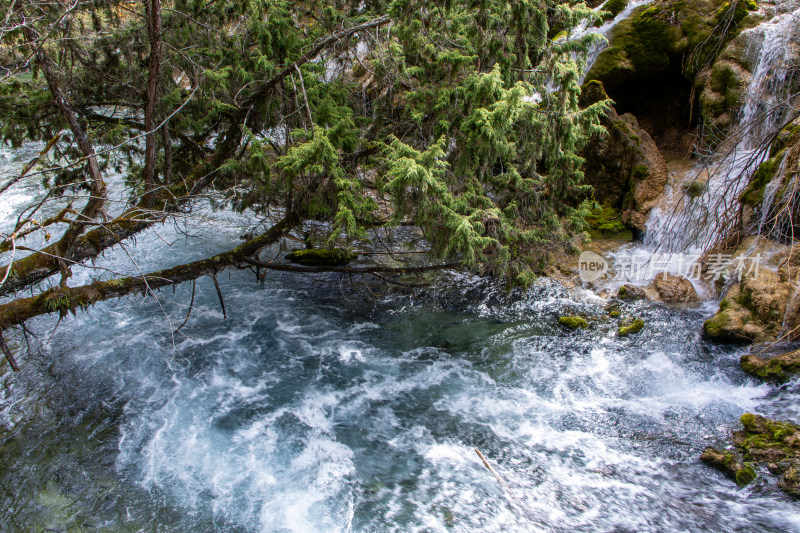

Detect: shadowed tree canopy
[0,0,609,369]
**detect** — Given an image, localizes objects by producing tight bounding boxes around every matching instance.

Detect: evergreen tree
[0,0,610,348]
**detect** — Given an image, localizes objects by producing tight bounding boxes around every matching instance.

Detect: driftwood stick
[475,448,510,491]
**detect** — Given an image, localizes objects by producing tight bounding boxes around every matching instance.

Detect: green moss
[736,463,757,486]
[43,291,77,316]
[588,0,755,85]
[585,44,634,83]
[585,204,633,240]
[596,0,628,24]
[772,123,800,157]
[703,309,737,338]
[605,0,629,17]
[633,165,649,180]
[740,152,781,206]
[741,349,800,383]
[285,248,358,266]
[702,412,800,494]
[559,316,589,329]
[609,310,621,317]
[717,0,758,26]
[721,452,735,466]
[618,318,644,336]
[684,180,706,198]
[579,79,609,108]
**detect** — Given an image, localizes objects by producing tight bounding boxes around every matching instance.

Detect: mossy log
[286,249,358,266]
[0,215,296,331]
[0,214,460,370]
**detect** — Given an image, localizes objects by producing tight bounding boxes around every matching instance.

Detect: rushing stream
[2,203,800,531]
[3,3,800,530]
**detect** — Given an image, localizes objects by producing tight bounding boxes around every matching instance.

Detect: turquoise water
[2,263,800,532]
[1,144,799,532]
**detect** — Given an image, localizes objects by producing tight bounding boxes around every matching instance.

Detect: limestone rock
[579,89,669,237]
[741,348,800,383]
[702,413,800,495]
[704,268,796,344]
[652,273,700,305]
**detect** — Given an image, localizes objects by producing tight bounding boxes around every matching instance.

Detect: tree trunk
[21,23,107,280]
[142,0,163,206]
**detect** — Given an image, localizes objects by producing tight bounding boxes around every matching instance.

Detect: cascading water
[2,134,800,532]
[641,0,800,252]
[574,0,657,84]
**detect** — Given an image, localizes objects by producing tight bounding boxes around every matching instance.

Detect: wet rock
[578,82,669,237]
[703,269,795,344]
[683,179,707,198]
[559,316,589,329]
[702,413,800,495]
[701,447,756,486]
[618,317,644,336]
[741,348,800,383]
[618,284,646,300]
[652,273,700,305]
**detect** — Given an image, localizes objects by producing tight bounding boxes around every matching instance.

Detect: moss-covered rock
[285,248,358,266]
[579,83,669,236]
[618,317,644,336]
[740,152,782,206]
[586,0,760,139]
[585,4,676,85]
[684,180,707,198]
[741,348,800,383]
[588,0,757,82]
[703,268,793,344]
[578,79,610,108]
[618,284,646,300]
[559,316,589,329]
[598,0,629,24]
[739,118,800,242]
[702,412,800,494]
[585,204,634,240]
[701,447,752,486]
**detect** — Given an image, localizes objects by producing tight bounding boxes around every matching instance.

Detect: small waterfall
[574,0,657,80]
[737,3,800,148]
[642,0,800,253]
